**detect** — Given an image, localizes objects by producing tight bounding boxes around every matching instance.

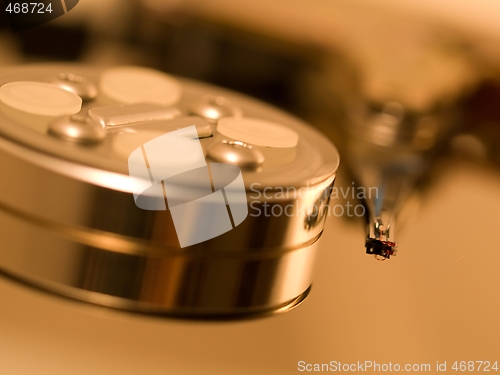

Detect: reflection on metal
[304,184,333,230]
[48,114,106,144]
[51,73,98,102]
[207,140,264,169]
[189,95,242,123]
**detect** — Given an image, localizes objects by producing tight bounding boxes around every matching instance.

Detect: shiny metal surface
[48,114,107,144]
[0,63,339,319]
[207,140,265,169]
[189,95,242,123]
[50,72,99,102]
[88,103,182,128]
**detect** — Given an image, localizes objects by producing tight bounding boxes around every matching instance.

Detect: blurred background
[0,0,500,373]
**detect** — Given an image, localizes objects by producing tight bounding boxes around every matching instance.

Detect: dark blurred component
[13,24,88,60]
[457,81,500,167]
[0,1,10,30]
[129,11,322,113]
